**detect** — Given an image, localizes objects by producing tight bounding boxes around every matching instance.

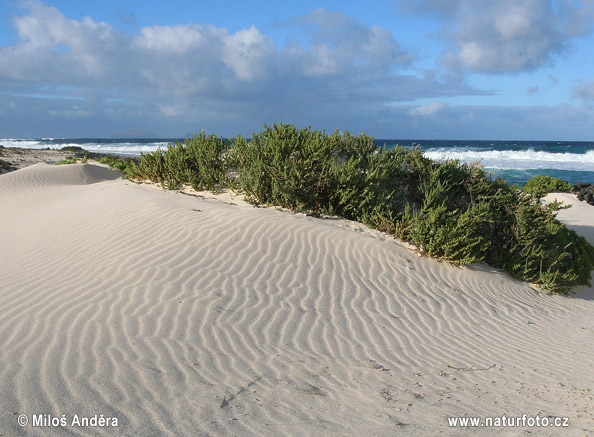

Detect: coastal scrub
[522,175,573,198]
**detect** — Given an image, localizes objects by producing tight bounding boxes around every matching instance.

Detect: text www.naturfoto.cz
[448,414,569,428]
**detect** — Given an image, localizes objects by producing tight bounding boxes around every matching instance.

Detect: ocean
[2,137,594,187]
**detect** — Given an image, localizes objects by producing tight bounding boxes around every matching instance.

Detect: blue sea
[2,137,594,186]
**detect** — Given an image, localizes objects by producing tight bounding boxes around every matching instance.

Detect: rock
[572,183,594,206]
[59,146,86,152]
[573,182,590,190]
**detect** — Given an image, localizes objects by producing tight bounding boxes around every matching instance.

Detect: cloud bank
[0,1,486,136]
[398,0,594,73]
[1,1,594,139]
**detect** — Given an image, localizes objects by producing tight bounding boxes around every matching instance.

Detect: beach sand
[1,163,593,436]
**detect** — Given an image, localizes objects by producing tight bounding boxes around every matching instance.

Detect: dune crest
[0,162,121,193]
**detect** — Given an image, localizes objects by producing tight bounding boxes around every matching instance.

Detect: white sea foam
[423,148,594,171]
[76,142,169,154]
[0,139,48,149]
[0,139,169,155]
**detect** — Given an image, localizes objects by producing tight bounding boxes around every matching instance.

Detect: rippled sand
[1,163,593,436]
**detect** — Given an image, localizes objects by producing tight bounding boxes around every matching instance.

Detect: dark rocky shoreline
[573,183,594,206]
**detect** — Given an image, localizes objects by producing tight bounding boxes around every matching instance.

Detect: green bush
[55,157,79,165]
[126,123,594,294]
[184,132,229,191]
[97,156,134,173]
[522,175,572,198]
[229,123,343,211]
[127,148,168,185]
[405,201,491,265]
[127,132,228,191]
[330,146,424,231]
[491,194,594,293]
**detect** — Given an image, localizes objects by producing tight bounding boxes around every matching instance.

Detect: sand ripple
[1,164,593,436]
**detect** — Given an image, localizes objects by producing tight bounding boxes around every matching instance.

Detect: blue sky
[1,0,594,139]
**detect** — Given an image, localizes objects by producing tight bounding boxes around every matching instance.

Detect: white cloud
[301,44,338,76]
[9,1,126,79]
[0,3,472,101]
[221,25,275,81]
[136,24,224,54]
[0,2,488,136]
[279,8,414,77]
[410,101,448,116]
[398,0,594,73]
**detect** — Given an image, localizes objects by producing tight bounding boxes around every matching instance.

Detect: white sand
[1,163,593,436]
[545,192,594,246]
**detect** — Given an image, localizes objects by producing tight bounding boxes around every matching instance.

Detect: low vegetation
[522,175,572,198]
[123,123,594,293]
[96,156,135,173]
[127,132,229,191]
[52,153,134,172]
[55,156,86,165]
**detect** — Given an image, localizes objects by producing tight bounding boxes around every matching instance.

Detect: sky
[1,0,594,139]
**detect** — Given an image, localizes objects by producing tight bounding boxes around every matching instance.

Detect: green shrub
[405,201,491,265]
[522,175,572,198]
[491,194,594,293]
[391,160,493,265]
[184,132,229,191]
[229,123,343,211]
[330,146,424,230]
[55,157,78,165]
[55,155,89,165]
[97,156,134,173]
[126,132,228,190]
[127,149,168,185]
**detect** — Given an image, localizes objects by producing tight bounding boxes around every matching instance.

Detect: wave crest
[423,148,594,171]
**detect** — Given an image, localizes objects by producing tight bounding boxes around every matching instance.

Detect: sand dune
[1,163,593,436]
